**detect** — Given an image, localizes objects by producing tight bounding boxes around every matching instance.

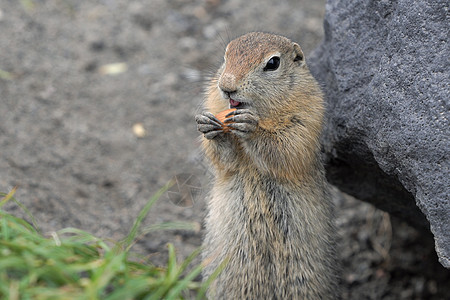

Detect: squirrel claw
[224,114,258,125]
[204,130,223,140]
[195,112,224,139]
[195,112,223,127]
[228,123,257,139]
[225,109,258,139]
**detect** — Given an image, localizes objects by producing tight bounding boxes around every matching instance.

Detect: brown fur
[198,32,340,299]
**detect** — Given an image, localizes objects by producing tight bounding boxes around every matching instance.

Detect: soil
[0,0,448,299]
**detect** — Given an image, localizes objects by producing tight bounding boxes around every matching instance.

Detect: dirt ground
[0,1,448,299]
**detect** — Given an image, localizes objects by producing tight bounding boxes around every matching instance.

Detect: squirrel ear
[293,43,304,64]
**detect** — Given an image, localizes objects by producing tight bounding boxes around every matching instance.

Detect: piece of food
[215,108,236,132]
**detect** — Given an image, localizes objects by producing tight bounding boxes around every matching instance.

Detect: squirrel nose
[219,73,237,94]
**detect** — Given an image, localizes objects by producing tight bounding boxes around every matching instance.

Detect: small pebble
[132,123,147,138]
[98,62,128,75]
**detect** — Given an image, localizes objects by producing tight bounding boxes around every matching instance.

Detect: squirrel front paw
[195,112,224,140]
[224,109,259,139]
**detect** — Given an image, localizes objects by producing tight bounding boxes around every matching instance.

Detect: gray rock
[309,0,449,267]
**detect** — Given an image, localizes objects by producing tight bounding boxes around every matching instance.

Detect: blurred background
[0,1,448,299]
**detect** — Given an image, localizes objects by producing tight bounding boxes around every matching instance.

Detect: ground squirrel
[195,32,340,299]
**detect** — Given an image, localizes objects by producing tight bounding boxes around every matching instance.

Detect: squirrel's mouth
[229,98,244,109]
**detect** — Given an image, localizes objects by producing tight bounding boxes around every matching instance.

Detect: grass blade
[1,187,39,231]
[196,257,229,300]
[0,187,18,208]
[122,181,173,251]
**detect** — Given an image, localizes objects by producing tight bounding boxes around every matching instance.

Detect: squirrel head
[216,32,319,117]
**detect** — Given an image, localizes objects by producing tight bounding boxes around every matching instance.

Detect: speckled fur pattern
[197,32,340,299]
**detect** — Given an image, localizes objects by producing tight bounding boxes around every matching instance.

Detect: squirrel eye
[263,56,280,71]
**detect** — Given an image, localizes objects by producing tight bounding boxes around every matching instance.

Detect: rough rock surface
[309,0,449,267]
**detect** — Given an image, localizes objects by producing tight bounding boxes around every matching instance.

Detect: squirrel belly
[203,170,338,299]
[195,32,340,299]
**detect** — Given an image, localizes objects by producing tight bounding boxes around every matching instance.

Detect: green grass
[0,69,14,81]
[0,184,222,300]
